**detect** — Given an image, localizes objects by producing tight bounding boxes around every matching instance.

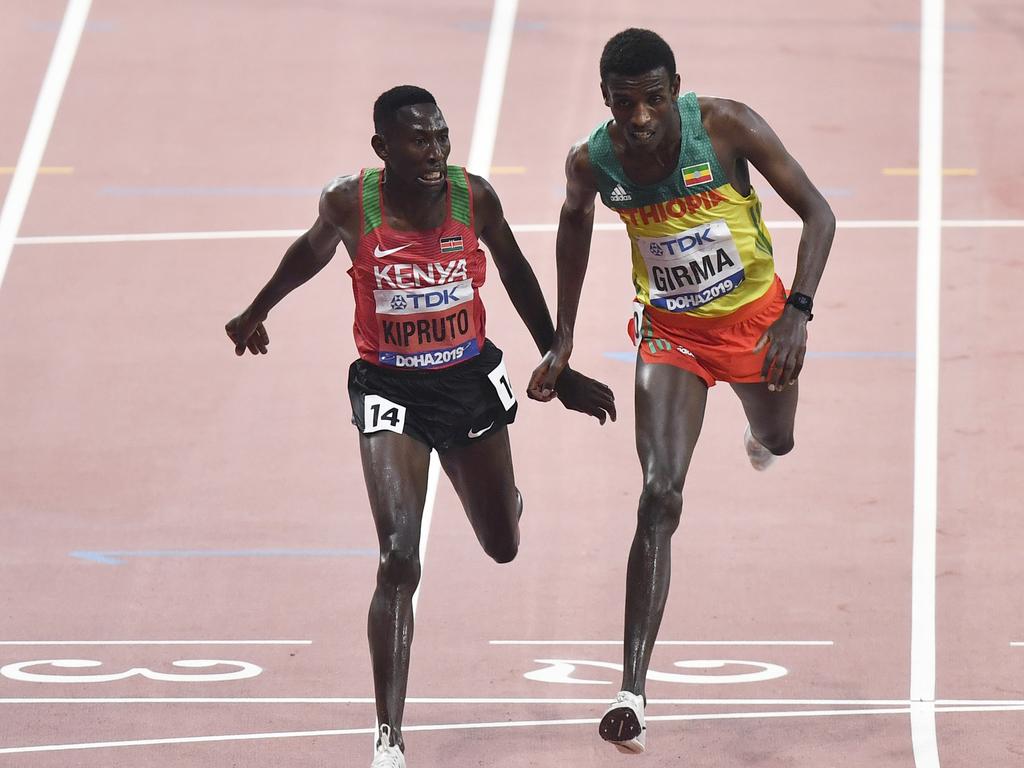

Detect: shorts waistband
[644,276,784,330]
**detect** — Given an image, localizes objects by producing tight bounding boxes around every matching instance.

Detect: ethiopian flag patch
[439,235,464,254]
[682,162,714,187]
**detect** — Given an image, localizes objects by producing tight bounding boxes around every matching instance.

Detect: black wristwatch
[786,292,814,321]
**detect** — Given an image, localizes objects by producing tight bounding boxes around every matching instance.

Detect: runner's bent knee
[478,498,520,564]
[754,428,795,456]
[484,534,518,564]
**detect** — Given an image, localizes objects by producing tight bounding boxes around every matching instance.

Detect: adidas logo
[610,184,632,202]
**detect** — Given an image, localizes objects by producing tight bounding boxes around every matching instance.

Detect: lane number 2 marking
[524,658,788,685]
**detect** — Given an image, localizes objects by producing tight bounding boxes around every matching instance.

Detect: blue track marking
[71,548,378,565]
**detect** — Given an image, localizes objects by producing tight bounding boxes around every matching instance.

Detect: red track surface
[1,1,1021,766]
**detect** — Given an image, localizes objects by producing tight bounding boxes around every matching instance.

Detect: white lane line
[12,219,1024,247]
[15,228,307,245]
[465,0,518,176]
[0,0,91,290]
[0,697,908,705]
[1008,642,1024,646]
[410,455,440,616]
[0,707,927,755]
[911,0,945,765]
[490,640,833,646]
[0,640,311,646]
[935,704,1024,713]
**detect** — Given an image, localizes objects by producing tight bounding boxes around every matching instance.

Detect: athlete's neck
[381,168,446,230]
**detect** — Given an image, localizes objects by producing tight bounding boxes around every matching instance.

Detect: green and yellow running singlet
[589,92,775,318]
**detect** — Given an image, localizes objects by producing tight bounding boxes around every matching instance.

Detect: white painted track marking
[410,456,440,616]
[0,697,910,705]
[14,705,1024,756]
[491,639,833,646]
[0,640,310,646]
[466,0,518,177]
[10,219,1024,247]
[0,0,92,290]
[910,0,945,765]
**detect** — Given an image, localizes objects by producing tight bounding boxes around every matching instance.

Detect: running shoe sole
[599,704,645,753]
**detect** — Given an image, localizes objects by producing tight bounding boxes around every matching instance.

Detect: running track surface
[1,1,1022,766]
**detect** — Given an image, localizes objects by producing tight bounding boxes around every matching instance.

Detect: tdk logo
[403,285,461,310]
[647,226,715,258]
[375,278,473,316]
[610,184,632,202]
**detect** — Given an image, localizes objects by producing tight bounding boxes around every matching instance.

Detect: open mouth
[418,169,445,185]
[629,128,656,144]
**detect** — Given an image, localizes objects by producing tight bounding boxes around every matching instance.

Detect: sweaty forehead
[394,104,447,132]
[604,67,673,95]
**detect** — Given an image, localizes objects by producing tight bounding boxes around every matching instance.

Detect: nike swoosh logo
[373,243,413,259]
[467,422,494,439]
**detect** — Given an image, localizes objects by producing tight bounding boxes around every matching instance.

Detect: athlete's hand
[225,307,270,356]
[527,344,572,402]
[554,368,617,424]
[753,306,808,390]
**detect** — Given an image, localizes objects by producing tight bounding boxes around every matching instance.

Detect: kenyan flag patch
[682,162,713,187]
[440,235,464,254]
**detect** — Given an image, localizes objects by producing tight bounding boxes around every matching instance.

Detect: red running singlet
[349,166,487,370]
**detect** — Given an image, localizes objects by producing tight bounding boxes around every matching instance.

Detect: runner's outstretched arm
[708,100,836,389]
[225,180,351,356]
[471,173,615,424]
[527,141,599,401]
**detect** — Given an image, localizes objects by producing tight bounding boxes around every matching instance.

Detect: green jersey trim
[361,168,382,234]
[448,165,472,227]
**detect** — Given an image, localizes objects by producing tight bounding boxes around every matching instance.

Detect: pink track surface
[1,1,1021,766]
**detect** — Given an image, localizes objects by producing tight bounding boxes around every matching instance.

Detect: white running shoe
[744,424,777,471]
[599,690,646,754]
[371,724,406,768]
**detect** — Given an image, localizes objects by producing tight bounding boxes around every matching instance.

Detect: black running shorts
[348,339,518,451]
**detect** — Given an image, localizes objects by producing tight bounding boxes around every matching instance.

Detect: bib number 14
[487,359,516,411]
[363,394,407,435]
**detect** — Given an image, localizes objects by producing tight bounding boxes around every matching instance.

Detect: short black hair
[600,28,676,82]
[373,85,437,135]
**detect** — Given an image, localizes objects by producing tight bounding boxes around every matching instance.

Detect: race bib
[362,394,406,435]
[636,219,745,312]
[630,301,645,347]
[487,359,516,411]
[374,278,480,369]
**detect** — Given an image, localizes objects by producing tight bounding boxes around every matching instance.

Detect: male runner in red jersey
[529,30,835,754]
[226,86,616,768]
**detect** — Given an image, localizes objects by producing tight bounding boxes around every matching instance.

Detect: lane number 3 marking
[1,658,263,683]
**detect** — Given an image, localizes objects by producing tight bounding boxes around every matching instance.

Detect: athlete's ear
[670,73,681,99]
[371,133,388,162]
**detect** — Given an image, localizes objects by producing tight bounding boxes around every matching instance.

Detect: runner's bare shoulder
[320,173,362,231]
[564,138,600,204]
[697,96,760,137]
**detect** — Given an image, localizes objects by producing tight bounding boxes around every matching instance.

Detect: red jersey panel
[348,166,487,370]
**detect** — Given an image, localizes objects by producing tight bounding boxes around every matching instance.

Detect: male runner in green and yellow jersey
[529,28,836,754]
